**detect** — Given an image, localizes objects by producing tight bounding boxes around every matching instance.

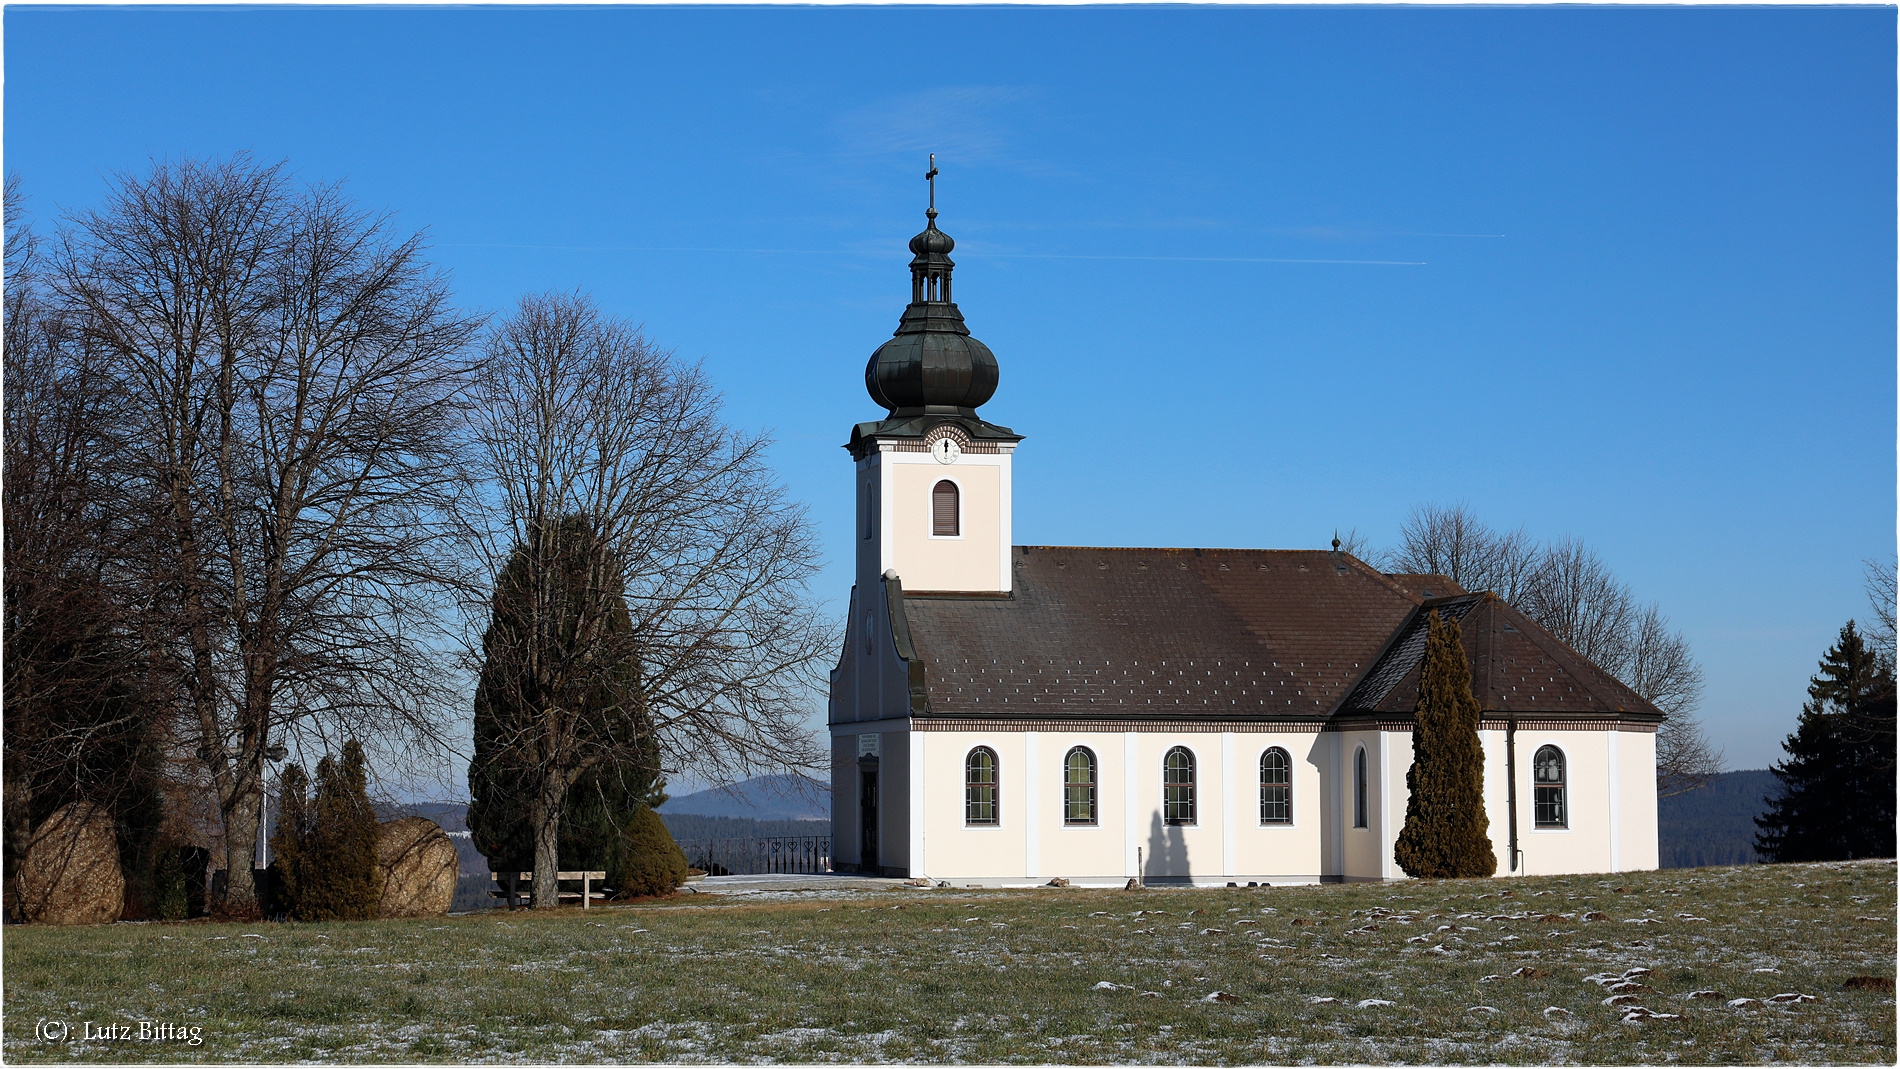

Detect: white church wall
[1339,730,1387,881]
[1505,728,1659,876]
[1030,732,1127,882]
[1618,730,1659,870]
[1131,735,1225,884]
[916,731,1032,880]
[882,451,1008,593]
[915,729,1351,886]
[1230,733,1329,883]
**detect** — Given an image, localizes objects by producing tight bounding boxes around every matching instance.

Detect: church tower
[847,160,1021,596]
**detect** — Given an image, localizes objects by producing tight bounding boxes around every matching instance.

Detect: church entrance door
[859,765,879,873]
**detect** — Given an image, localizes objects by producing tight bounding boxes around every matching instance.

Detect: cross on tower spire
[925,153,939,224]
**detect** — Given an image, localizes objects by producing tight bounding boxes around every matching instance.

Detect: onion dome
[865,165,999,416]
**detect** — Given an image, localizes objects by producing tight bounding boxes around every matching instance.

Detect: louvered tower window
[932,480,959,536]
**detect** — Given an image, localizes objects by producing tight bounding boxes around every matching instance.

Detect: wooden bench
[490,871,608,909]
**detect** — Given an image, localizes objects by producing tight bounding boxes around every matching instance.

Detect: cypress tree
[467,515,663,902]
[1395,610,1497,879]
[1755,622,1897,862]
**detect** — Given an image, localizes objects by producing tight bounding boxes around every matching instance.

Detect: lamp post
[258,743,289,916]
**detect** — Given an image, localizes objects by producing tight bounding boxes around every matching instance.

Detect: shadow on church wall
[1304,735,1336,879]
[1144,811,1189,882]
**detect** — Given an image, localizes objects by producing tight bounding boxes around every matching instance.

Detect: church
[828,179,1662,886]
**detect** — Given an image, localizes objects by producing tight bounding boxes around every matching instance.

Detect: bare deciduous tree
[1519,538,1638,671]
[3,175,169,912]
[1386,502,1538,602]
[53,156,482,909]
[1865,556,1896,668]
[465,292,832,907]
[1385,504,1721,795]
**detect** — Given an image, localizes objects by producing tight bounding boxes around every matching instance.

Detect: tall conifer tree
[1754,622,1897,862]
[467,515,665,900]
[1395,610,1497,878]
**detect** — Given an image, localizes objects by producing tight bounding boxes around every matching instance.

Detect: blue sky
[7,5,1893,775]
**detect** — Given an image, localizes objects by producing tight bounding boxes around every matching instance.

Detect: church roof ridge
[1014,545,1368,556]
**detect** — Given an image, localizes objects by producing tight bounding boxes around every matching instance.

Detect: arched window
[965,747,998,826]
[1163,746,1196,826]
[1063,747,1097,825]
[1352,746,1368,829]
[1533,745,1567,828]
[1260,747,1292,824]
[932,480,960,537]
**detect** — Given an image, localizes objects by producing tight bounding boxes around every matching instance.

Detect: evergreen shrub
[271,741,384,921]
[611,805,688,898]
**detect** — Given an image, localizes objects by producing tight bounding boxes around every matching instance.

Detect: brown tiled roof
[895,548,1659,726]
[1383,573,1467,600]
[898,547,1420,723]
[1338,594,1661,722]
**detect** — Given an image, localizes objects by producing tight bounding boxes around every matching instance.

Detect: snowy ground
[3,859,1893,1064]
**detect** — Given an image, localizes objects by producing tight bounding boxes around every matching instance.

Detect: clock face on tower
[932,437,962,464]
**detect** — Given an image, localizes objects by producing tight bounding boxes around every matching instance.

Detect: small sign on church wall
[858,733,881,759]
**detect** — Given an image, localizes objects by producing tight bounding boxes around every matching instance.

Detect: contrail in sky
[443,243,1424,266]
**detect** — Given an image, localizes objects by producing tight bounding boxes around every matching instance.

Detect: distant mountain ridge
[657,774,829,821]
[1657,769,1777,868]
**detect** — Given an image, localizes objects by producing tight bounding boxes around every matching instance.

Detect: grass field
[4,859,1893,1064]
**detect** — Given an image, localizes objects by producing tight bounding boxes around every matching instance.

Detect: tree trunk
[529,775,562,909]
[222,780,262,911]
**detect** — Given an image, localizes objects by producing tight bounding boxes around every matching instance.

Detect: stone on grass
[1844,976,1895,992]
[1542,1007,1573,1018]
[18,803,123,926]
[1686,990,1725,1000]
[1093,981,1126,991]
[1512,966,1549,979]
[1726,998,1761,1009]
[1201,991,1243,1004]
[1602,994,1644,1006]
[375,816,458,918]
[1355,998,1396,1009]
[1767,992,1818,1004]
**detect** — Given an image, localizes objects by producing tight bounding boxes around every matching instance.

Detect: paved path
[687,873,912,894]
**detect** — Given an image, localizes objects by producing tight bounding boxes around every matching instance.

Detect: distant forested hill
[1658,769,1778,868]
[657,774,829,821]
